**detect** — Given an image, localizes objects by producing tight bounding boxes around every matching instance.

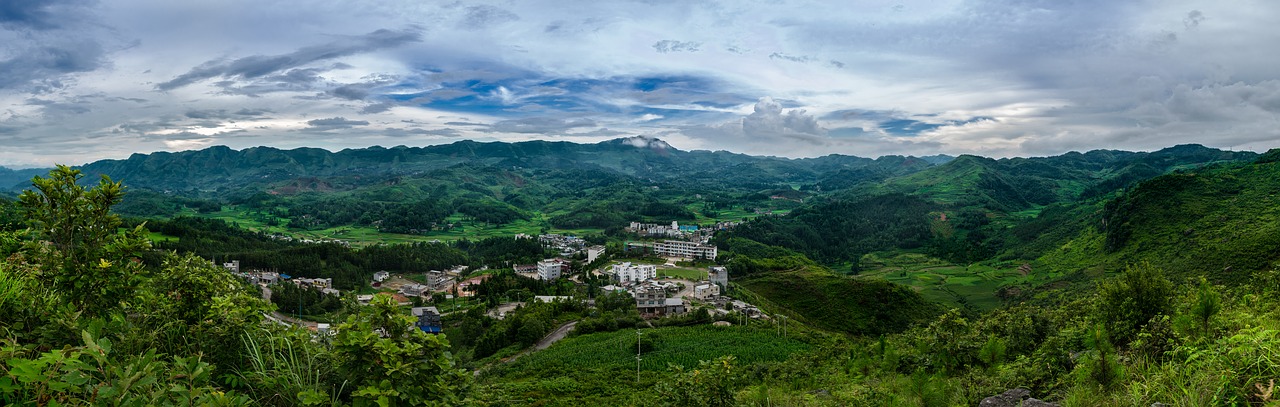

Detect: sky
[2,0,1279,167]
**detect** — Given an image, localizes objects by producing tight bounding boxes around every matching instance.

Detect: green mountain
[1089,151,1280,282]
[874,144,1257,211]
[62,137,943,194]
[0,166,50,192]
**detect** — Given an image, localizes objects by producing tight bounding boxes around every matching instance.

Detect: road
[533,321,577,351]
[501,321,578,364]
[260,285,318,329]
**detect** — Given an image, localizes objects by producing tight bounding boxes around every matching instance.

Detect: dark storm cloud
[0,0,88,30]
[0,42,106,89]
[156,28,422,91]
[305,117,370,131]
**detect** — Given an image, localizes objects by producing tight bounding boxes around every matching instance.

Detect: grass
[495,325,812,375]
[739,267,940,335]
[657,267,707,280]
[855,253,1035,312]
[199,206,602,246]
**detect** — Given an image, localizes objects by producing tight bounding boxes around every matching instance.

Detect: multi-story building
[412,306,442,334]
[537,259,566,280]
[587,246,606,263]
[693,282,720,299]
[632,282,685,317]
[610,262,657,283]
[654,240,718,260]
[708,266,729,287]
[426,270,451,291]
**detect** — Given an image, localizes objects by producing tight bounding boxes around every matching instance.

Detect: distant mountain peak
[604,136,674,151]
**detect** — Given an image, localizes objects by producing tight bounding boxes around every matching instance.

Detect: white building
[533,296,573,303]
[654,240,718,260]
[693,283,720,299]
[537,259,565,280]
[401,283,429,297]
[587,246,606,263]
[708,266,729,287]
[373,271,390,282]
[610,262,657,283]
[426,270,450,290]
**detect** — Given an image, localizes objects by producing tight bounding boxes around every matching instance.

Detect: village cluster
[225,218,764,335]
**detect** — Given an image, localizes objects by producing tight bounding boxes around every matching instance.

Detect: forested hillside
[3,144,1279,406]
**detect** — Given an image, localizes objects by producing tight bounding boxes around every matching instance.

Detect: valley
[2,139,1279,406]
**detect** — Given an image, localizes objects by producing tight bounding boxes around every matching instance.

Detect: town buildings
[425,270,451,291]
[632,282,685,317]
[609,262,657,283]
[587,245,606,263]
[693,283,720,300]
[625,240,719,260]
[536,258,568,280]
[412,306,442,334]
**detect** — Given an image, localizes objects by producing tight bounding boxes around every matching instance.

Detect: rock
[1024,398,1060,407]
[980,388,1060,407]
[979,388,1030,407]
[712,321,732,327]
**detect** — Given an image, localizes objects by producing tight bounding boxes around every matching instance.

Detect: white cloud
[2,0,1280,166]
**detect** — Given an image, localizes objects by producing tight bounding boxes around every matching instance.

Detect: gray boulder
[979,388,1060,407]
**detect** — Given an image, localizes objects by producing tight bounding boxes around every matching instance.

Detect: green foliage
[238,328,336,406]
[0,330,251,406]
[1191,278,1223,339]
[654,356,739,407]
[1075,324,1124,389]
[977,335,1006,367]
[1098,262,1173,344]
[724,193,936,264]
[18,165,152,316]
[332,294,470,405]
[738,267,940,336]
[268,282,343,316]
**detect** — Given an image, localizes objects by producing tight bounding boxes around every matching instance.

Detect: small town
[223,218,769,350]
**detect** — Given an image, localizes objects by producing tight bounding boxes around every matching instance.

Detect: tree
[332,294,470,405]
[1190,277,1222,339]
[18,165,150,316]
[1097,262,1172,344]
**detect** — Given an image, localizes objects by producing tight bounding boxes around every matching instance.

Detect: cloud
[306,117,370,131]
[0,0,87,30]
[742,97,823,137]
[653,40,700,53]
[156,28,421,91]
[0,42,106,90]
[768,53,816,63]
[459,5,519,30]
[5,0,1280,166]
[1183,10,1205,29]
[488,117,596,134]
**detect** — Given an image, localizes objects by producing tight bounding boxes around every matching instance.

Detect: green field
[856,252,1035,311]
[200,207,603,245]
[476,324,813,405]
[657,267,707,280]
[498,325,811,374]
